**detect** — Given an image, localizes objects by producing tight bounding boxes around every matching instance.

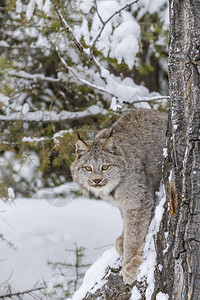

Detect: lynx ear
[102,136,118,155]
[75,133,89,158]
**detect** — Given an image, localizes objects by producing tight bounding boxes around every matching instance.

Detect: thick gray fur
[70,109,167,284]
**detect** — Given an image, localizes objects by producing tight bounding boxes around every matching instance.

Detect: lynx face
[70,137,127,198]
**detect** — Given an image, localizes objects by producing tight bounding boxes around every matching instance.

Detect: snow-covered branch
[90,0,139,52]
[13,71,65,83]
[0,105,107,123]
[50,0,140,84]
[50,0,108,83]
[50,0,84,53]
[124,96,170,104]
[57,51,115,97]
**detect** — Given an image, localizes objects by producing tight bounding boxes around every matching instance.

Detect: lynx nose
[92,178,102,184]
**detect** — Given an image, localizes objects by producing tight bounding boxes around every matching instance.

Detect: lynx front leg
[121,207,152,284]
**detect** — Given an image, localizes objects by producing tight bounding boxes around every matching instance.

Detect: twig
[0,285,47,299]
[94,0,104,24]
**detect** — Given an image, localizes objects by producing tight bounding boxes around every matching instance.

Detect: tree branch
[0,285,47,299]
[13,71,65,83]
[50,0,84,53]
[57,50,115,97]
[50,0,139,84]
[57,48,170,105]
[50,0,108,83]
[123,96,170,104]
[0,105,107,123]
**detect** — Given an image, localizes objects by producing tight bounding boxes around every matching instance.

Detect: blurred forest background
[0,0,169,200]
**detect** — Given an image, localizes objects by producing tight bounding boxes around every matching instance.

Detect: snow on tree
[0,0,169,195]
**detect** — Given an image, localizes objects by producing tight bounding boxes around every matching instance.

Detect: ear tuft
[76,139,89,158]
[102,136,118,154]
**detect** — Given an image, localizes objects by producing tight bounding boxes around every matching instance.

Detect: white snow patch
[79,0,93,14]
[16,0,23,14]
[133,184,166,299]
[156,291,169,300]
[26,0,36,21]
[7,187,15,201]
[131,286,141,300]
[43,0,51,14]
[70,247,121,300]
[163,147,168,158]
[158,264,163,272]
[110,97,122,111]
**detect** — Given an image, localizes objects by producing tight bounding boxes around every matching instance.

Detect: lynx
[70,109,167,284]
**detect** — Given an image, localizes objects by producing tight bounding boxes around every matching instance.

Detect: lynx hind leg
[115,233,124,256]
[122,255,143,284]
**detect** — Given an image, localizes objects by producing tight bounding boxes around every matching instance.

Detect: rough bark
[154,0,200,299]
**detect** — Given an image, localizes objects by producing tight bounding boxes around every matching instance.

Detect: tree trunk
[73,1,200,299]
[154,0,200,299]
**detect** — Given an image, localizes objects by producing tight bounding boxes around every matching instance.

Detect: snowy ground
[0,194,122,297]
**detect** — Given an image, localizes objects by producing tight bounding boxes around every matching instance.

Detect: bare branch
[0,285,47,299]
[94,0,104,24]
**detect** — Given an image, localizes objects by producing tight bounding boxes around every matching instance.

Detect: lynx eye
[102,164,109,171]
[84,165,92,172]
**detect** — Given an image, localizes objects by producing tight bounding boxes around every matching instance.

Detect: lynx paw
[115,236,124,256]
[122,256,143,285]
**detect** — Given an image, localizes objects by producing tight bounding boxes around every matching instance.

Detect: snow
[0,196,122,294]
[156,292,169,300]
[43,0,51,14]
[15,0,23,14]
[7,188,15,201]
[89,1,140,68]
[0,105,107,122]
[79,0,93,14]
[163,148,168,158]
[110,19,140,68]
[131,286,142,300]
[70,248,121,300]
[132,184,166,299]
[26,0,36,21]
